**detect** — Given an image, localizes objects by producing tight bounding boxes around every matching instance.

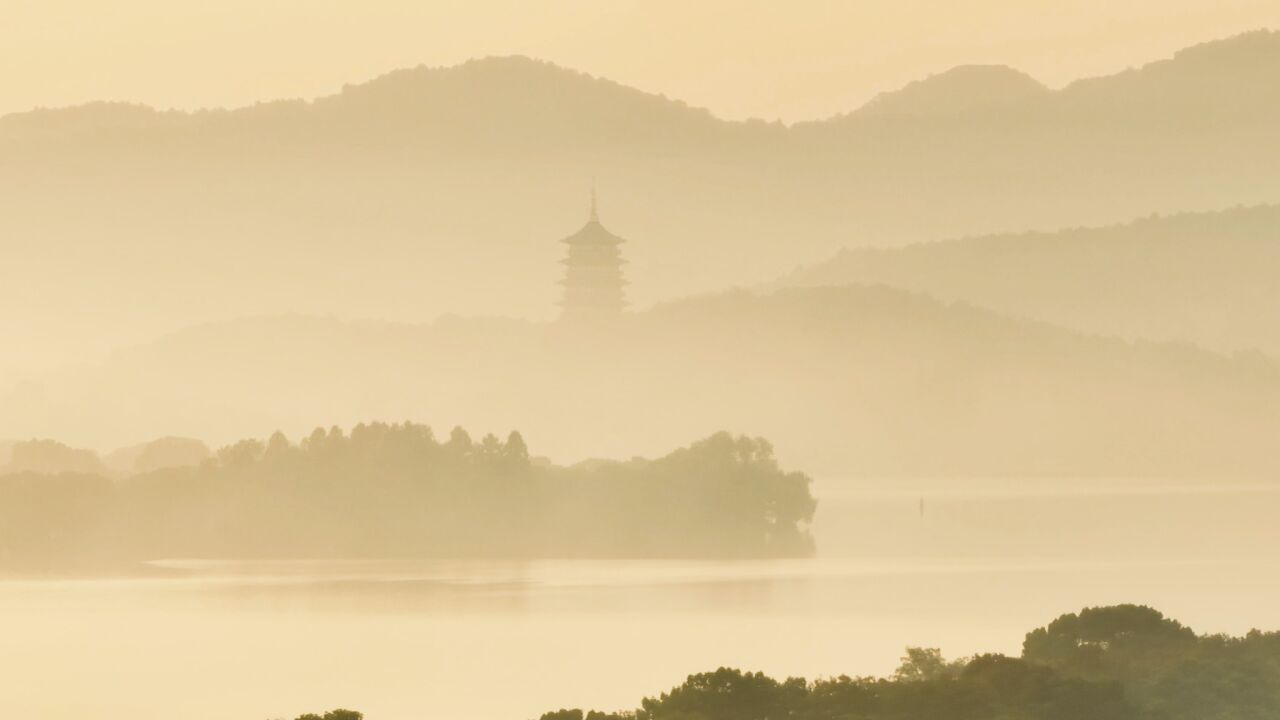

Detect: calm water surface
[4,484,1280,720]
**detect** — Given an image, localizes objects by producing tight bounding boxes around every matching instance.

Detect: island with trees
[0,423,815,572]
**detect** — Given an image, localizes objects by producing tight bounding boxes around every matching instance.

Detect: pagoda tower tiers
[558,189,628,318]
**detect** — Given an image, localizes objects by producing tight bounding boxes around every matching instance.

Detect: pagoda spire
[589,179,599,222]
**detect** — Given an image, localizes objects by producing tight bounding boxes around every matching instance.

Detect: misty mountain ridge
[848,65,1052,119]
[3,30,1279,371]
[6,29,1278,130]
[7,283,1277,480]
[778,203,1280,355]
[0,55,737,148]
[1058,27,1280,111]
[833,28,1280,122]
[0,436,211,477]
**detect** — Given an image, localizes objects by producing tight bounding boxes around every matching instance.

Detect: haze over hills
[10,7,1280,720]
[6,284,1277,481]
[777,204,1280,355]
[0,436,210,478]
[2,30,1280,370]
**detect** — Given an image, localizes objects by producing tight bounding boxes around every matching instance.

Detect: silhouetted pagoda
[559,189,628,319]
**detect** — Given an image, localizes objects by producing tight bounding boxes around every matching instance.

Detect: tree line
[0,423,815,571]
[527,604,1280,720]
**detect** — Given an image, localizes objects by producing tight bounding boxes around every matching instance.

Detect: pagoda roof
[561,217,625,246]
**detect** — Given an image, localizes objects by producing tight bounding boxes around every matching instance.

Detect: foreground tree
[295,711,362,720]
[535,605,1280,720]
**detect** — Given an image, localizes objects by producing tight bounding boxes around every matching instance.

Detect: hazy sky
[5,0,1279,122]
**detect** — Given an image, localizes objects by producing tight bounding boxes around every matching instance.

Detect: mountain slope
[850,65,1052,119]
[5,285,1277,480]
[777,204,1280,355]
[2,32,1279,368]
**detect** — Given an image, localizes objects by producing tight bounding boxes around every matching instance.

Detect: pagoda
[558,189,628,318]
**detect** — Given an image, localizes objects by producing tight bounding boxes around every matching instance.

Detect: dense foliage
[534,605,1280,720]
[290,712,361,720]
[0,424,815,570]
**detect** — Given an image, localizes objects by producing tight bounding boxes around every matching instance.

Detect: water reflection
[3,485,1280,720]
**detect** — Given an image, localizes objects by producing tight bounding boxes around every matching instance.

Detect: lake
[3,483,1280,720]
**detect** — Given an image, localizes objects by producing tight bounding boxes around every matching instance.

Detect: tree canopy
[533,605,1280,720]
[0,424,815,571]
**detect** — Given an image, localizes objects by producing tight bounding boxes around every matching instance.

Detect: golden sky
[4,0,1280,121]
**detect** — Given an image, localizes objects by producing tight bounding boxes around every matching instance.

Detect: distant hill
[5,285,1277,480]
[3,439,107,476]
[850,65,1052,119]
[0,436,209,477]
[3,31,1280,368]
[103,436,211,475]
[776,204,1280,355]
